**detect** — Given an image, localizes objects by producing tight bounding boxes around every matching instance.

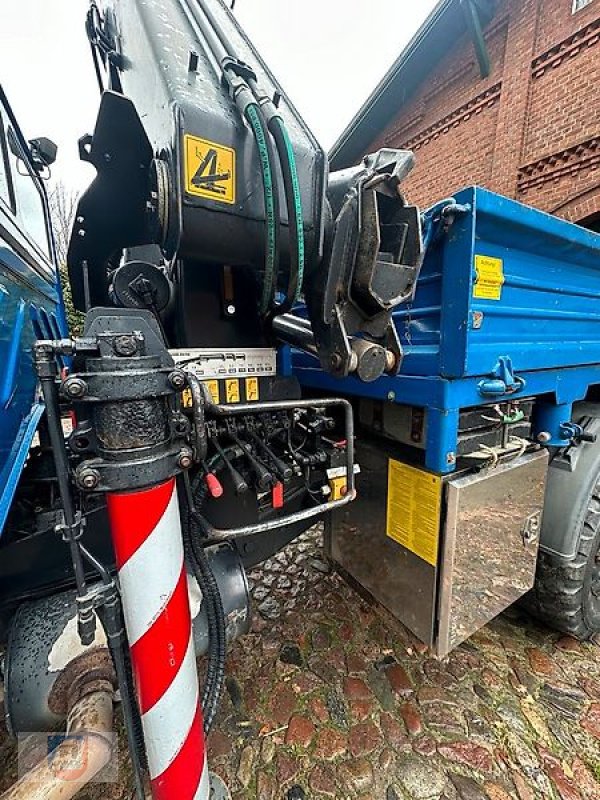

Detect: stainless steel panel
[326,442,437,645]
[437,449,548,657]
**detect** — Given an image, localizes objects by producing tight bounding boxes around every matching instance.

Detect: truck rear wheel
[528,407,600,640]
[530,493,600,640]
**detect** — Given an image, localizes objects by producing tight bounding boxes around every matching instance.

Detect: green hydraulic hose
[270,115,305,310]
[244,103,278,315]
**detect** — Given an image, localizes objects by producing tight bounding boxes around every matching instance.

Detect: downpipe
[4,551,250,738]
[1,690,114,800]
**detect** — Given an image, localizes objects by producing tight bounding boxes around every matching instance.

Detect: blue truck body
[291,187,600,472]
[0,88,66,537]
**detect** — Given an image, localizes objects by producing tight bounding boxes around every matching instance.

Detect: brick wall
[368,0,600,226]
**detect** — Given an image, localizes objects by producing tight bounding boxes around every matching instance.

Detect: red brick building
[330,0,600,231]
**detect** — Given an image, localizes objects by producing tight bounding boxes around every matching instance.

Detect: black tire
[529,482,600,639]
[527,405,600,639]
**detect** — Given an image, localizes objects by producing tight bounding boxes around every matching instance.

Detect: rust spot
[48,647,115,716]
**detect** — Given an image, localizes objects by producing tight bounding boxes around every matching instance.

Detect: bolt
[113,335,138,357]
[387,391,396,402]
[78,229,86,237]
[537,431,552,444]
[79,468,100,490]
[226,304,236,315]
[63,377,87,399]
[446,451,456,465]
[168,370,187,390]
[178,451,193,470]
[330,353,342,369]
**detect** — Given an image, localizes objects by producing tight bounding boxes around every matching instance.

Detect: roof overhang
[329,0,498,170]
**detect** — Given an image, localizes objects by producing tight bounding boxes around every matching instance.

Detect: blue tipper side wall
[0,248,67,536]
[291,187,600,473]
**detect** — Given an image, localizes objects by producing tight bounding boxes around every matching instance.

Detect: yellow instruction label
[225,378,240,404]
[181,388,193,409]
[245,377,259,402]
[204,380,220,405]
[473,255,504,300]
[386,460,442,567]
[184,134,236,204]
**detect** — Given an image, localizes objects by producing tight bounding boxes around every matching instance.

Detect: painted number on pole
[185,134,236,204]
[386,460,442,567]
[473,255,504,301]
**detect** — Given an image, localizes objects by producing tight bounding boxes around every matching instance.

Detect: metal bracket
[478,356,526,397]
[55,510,85,543]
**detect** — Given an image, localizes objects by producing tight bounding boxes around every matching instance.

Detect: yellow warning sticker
[473,255,504,301]
[181,387,193,409]
[204,379,220,405]
[245,377,259,402]
[225,378,240,404]
[184,134,236,204]
[386,460,442,567]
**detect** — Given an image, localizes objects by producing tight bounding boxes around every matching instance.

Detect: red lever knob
[272,481,284,509]
[205,472,224,499]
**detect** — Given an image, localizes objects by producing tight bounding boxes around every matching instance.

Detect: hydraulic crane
[3,2,600,799]
[0,1,421,798]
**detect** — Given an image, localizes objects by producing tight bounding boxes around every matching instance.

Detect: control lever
[246,430,293,481]
[212,439,248,494]
[230,433,274,490]
[200,460,224,499]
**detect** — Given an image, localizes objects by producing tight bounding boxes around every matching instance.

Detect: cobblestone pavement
[1,525,600,800]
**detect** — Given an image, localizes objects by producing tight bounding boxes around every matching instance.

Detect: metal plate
[437,449,548,656]
[326,441,438,646]
[170,347,276,379]
[328,440,549,657]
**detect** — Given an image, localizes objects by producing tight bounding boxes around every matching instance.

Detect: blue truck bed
[292,187,600,472]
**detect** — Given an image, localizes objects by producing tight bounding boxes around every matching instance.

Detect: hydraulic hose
[191,534,226,731]
[183,441,231,734]
[186,372,209,462]
[268,115,305,313]
[183,498,225,734]
[243,103,279,316]
[189,0,302,314]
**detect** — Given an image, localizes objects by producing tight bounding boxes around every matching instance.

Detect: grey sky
[0,0,438,193]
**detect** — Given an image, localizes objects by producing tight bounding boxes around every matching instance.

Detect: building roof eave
[329,0,497,170]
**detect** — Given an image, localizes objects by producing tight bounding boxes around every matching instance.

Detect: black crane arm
[68,0,422,381]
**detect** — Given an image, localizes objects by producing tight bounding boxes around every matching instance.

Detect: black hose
[182,500,224,734]
[191,535,227,730]
[183,461,228,733]
[186,373,208,462]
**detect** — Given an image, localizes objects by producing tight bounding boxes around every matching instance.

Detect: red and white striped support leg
[106,478,209,800]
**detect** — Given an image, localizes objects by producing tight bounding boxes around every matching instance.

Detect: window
[573,0,594,13]
[5,125,50,257]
